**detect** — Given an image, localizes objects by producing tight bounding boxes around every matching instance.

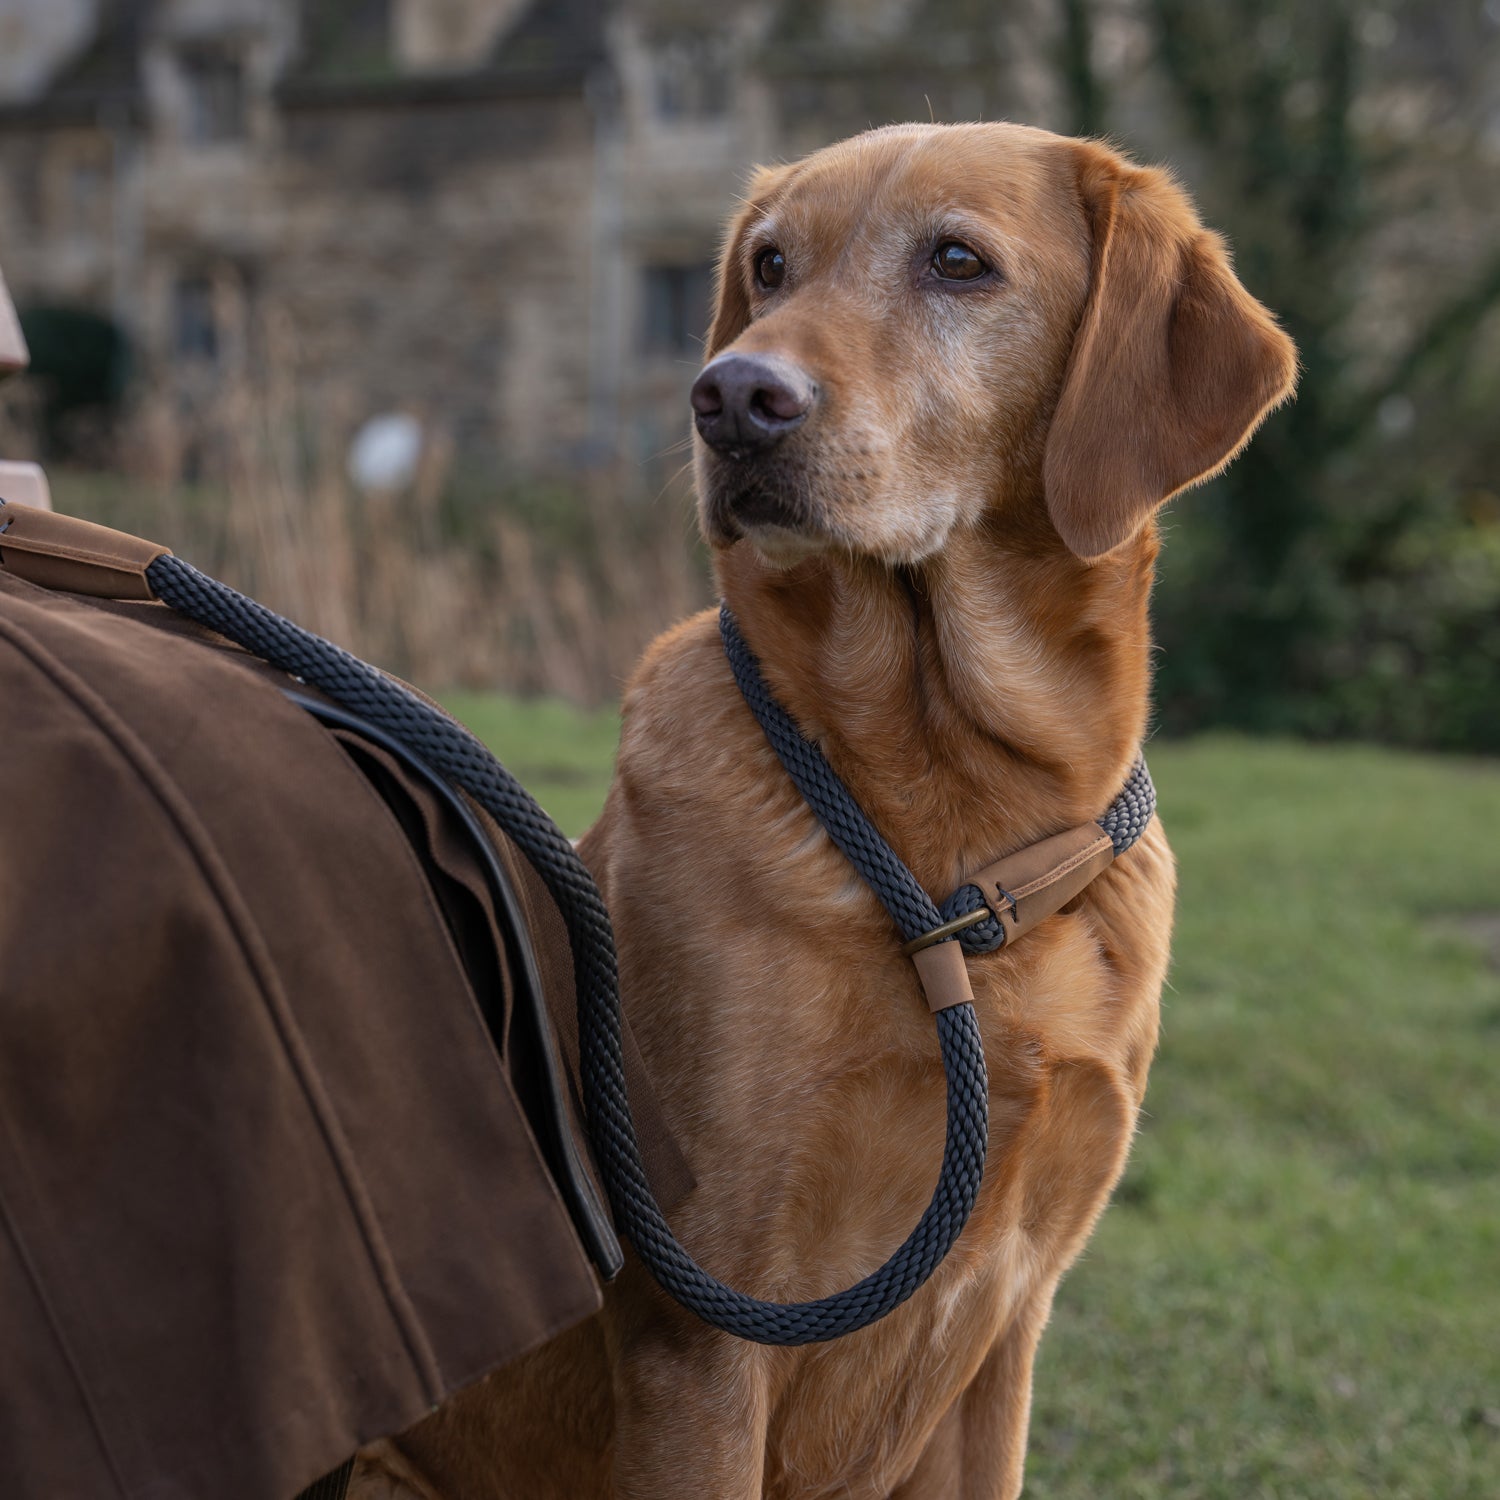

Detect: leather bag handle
[0,501,171,601]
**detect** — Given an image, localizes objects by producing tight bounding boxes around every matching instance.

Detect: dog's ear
[1043,145,1298,560]
[705,163,795,357]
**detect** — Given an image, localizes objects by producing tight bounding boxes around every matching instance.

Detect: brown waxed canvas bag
[0,515,691,1500]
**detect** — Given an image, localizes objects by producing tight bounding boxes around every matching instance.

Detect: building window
[641,263,714,357]
[651,37,731,122]
[173,275,218,361]
[180,46,246,143]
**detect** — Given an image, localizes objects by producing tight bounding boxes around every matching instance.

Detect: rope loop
[144,557,990,1344]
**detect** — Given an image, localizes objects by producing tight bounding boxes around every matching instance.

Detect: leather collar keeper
[906,822,1124,1013]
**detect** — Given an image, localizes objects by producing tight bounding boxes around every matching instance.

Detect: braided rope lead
[144,555,986,1343]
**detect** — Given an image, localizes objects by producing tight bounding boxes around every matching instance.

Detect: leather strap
[968,823,1116,947]
[911,939,975,1012]
[908,823,1117,1013]
[0,502,170,600]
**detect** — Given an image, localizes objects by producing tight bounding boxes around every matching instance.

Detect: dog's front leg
[608,1297,770,1499]
[887,1293,1052,1500]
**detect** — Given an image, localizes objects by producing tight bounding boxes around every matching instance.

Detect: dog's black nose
[691,353,816,454]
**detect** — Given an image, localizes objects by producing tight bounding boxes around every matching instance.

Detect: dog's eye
[755,247,786,290]
[932,242,987,281]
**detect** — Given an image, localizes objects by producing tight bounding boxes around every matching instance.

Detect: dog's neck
[715,518,1158,894]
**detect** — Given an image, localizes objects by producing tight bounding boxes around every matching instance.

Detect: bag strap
[0,501,169,599]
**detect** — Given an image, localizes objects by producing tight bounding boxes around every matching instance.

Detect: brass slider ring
[902,906,992,956]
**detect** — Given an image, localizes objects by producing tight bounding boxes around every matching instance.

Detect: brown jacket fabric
[0,566,626,1498]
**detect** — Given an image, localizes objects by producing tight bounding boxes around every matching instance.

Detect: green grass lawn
[439,701,1500,1498]
[440,691,623,838]
[1026,739,1500,1500]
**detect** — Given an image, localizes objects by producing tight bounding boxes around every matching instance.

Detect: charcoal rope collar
[714,604,1156,1328]
[718,605,1157,994]
[0,503,1155,1346]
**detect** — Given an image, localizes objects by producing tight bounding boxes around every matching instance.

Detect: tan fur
[356,122,1295,1499]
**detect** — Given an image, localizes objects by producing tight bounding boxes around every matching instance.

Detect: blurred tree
[17,304,132,462]
[1057,0,1107,136]
[1107,0,1500,747]
[765,0,1500,745]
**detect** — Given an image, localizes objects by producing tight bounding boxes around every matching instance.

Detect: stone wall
[267,88,599,465]
[0,0,1051,485]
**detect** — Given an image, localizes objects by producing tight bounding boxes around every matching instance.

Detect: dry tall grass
[13,310,709,702]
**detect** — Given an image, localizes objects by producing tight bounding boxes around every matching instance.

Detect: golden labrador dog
[355,121,1296,1500]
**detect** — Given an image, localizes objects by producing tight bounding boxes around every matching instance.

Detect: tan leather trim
[911,939,974,1013]
[970,824,1115,947]
[0,503,170,600]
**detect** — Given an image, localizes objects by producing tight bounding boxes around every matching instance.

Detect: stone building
[0,0,1049,483]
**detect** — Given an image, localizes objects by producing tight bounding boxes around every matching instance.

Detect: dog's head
[693,123,1296,566]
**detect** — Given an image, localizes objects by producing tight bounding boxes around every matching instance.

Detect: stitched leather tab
[911,939,974,1013]
[970,824,1115,946]
[0,502,170,600]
